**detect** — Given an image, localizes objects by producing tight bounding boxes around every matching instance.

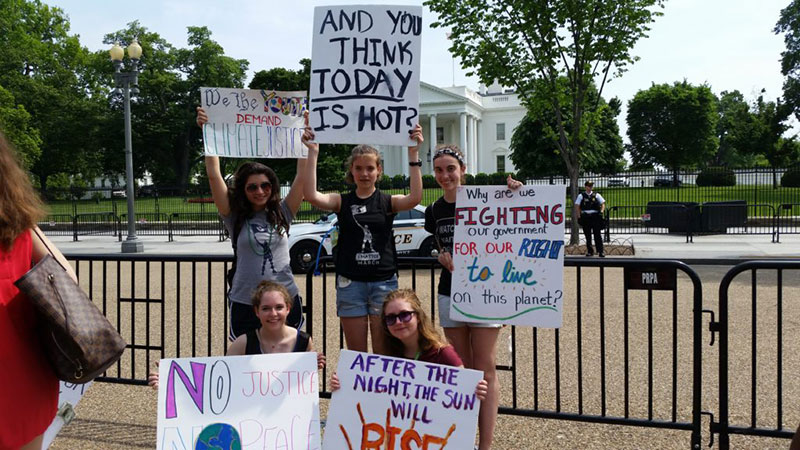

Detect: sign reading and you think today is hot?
[450,185,567,327]
[309,5,422,146]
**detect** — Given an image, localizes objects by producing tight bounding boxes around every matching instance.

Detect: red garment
[419,345,463,367]
[0,231,58,448]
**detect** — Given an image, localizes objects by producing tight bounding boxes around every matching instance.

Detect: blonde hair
[251,281,293,310]
[381,289,449,358]
[0,131,44,251]
[344,144,382,184]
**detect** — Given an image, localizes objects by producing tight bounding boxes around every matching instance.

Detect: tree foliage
[627,81,718,182]
[714,90,762,167]
[0,85,41,169]
[426,0,665,243]
[775,0,800,119]
[510,80,625,178]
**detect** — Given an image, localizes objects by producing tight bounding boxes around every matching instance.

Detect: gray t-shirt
[222,201,298,305]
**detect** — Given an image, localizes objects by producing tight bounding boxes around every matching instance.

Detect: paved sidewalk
[51,232,800,260]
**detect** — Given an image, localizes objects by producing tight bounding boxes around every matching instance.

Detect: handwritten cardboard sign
[323,349,481,450]
[156,353,320,450]
[43,381,93,448]
[200,87,308,158]
[309,5,422,145]
[451,185,567,327]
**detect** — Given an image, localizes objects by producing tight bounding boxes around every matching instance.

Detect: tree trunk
[568,165,580,245]
[773,166,778,190]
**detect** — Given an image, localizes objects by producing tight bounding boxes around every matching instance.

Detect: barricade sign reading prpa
[309,5,422,145]
[624,267,677,290]
[323,349,482,450]
[156,353,320,450]
[451,185,567,327]
[200,87,308,158]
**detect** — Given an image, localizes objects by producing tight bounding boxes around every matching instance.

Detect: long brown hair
[381,289,449,358]
[0,131,44,251]
[228,162,289,234]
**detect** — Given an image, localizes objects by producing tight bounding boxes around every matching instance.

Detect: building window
[496,155,506,173]
[436,127,444,144]
[496,123,505,141]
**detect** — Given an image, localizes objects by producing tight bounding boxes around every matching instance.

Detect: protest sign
[42,381,93,448]
[156,353,320,450]
[450,185,567,327]
[309,5,422,145]
[323,349,481,450]
[200,87,308,158]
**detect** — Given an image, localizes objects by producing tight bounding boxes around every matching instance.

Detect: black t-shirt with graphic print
[424,197,455,296]
[335,190,397,282]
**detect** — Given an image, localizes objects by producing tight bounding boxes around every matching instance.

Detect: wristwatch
[409,160,422,167]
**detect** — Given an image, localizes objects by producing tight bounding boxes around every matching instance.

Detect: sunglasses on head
[384,310,415,326]
[246,181,272,192]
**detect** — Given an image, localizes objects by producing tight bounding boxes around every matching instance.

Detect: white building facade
[380,81,527,177]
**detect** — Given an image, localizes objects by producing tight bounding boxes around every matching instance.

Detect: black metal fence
[62,252,800,448]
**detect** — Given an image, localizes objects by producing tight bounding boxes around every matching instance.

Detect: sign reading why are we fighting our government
[309,5,422,146]
[323,350,482,450]
[200,87,308,158]
[450,185,567,327]
[156,353,320,450]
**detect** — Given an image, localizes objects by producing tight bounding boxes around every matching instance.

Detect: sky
[47,0,793,139]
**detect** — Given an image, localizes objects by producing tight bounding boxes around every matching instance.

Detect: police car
[287,204,435,273]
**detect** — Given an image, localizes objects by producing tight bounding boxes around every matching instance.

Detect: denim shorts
[437,294,502,328]
[336,274,398,317]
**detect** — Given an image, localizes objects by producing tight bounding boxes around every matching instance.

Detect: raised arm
[282,111,310,215]
[198,107,231,216]
[301,127,341,212]
[391,123,423,212]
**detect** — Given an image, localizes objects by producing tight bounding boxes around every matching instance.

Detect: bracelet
[409,160,422,167]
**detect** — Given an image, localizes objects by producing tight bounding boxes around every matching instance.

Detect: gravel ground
[50,263,800,449]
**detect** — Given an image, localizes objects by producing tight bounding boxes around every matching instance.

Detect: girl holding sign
[149,281,324,388]
[197,107,307,340]
[424,145,523,450]
[301,126,424,354]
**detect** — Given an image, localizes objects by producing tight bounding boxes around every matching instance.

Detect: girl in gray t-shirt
[197,107,309,340]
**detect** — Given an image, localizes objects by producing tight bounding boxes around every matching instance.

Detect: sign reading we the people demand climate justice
[309,5,422,146]
[451,185,567,327]
[323,350,482,450]
[200,87,308,158]
[156,353,320,450]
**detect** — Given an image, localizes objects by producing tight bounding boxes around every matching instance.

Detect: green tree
[510,81,625,178]
[426,0,665,243]
[250,59,311,92]
[776,0,800,119]
[735,94,798,187]
[0,85,41,169]
[627,81,718,184]
[714,90,762,167]
[0,0,106,192]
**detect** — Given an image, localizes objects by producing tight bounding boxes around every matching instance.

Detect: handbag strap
[32,227,68,272]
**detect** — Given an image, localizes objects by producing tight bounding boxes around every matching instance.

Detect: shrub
[474,172,490,185]
[464,174,475,185]
[378,174,392,190]
[782,167,800,187]
[490,172,514,185]
[422,174,437,189]
[696,167,736,186]
[391,174,407,189]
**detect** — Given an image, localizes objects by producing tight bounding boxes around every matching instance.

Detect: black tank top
[335,190,397,281]
[244,328,310,355]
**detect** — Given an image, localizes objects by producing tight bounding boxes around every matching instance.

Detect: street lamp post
[110,41,144,253]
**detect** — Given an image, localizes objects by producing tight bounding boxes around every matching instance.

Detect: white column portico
[428,114,437,172]
[469,115,478,174]
[476,119,482,172]
[459,112,467,165]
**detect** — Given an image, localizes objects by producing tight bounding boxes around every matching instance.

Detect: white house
[380,81,527,177]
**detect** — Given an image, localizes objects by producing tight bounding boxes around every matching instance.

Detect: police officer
[574,181,606,257]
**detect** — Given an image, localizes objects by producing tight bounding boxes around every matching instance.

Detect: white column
[459,112,467,167]
[429,114,437,172]
[476,119,482,172]
[470,116,478,174]
[401,144,409,176]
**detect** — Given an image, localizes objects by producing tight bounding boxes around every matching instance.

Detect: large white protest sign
[323,350,481,450]
[451,185,567,327]
[200,87,308,158]
[309,5,422,146]
[156,353,320,450]
[43,381,93,448]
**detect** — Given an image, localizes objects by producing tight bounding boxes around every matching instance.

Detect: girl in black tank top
[300,125,425,355]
